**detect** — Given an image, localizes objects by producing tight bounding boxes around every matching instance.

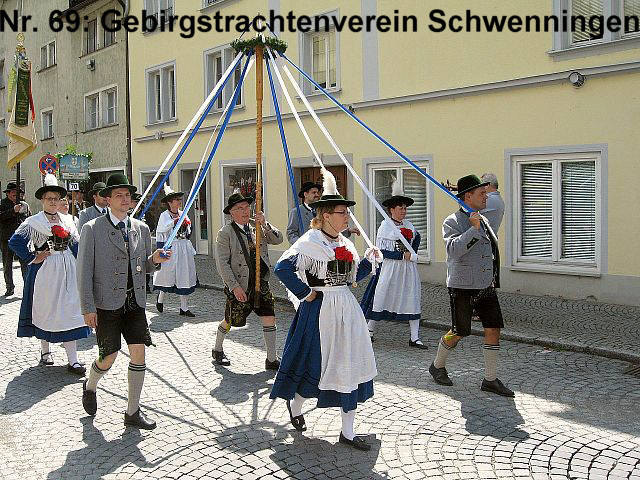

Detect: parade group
[1,166,509,451]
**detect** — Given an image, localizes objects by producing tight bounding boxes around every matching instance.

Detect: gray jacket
[286,205,314,244]
[77,215,157,314]
[443,210,499,290]
[480,191,505,236]
[78,205,107,235]
[215,220,283,292]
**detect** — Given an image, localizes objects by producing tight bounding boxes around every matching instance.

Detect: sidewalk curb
[197,283,640,365]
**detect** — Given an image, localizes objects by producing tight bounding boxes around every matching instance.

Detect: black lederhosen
[448,287,504,337]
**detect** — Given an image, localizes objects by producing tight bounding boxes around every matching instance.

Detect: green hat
[223,192,254,214]
[456,175,489,198]
[89,182,107,195]
[99,173,137,197]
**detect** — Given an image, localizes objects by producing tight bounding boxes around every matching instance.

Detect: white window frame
[84,85,119,131]
[103,10,117,47]
[367,160,433,263]
[41,108,54,139]
[218,160,268,226]
[203,45,244,111]
[40,40,56,70]
[510,150,603,275]
[0,119,7,148]
[0,59,5,90]
[552,0,640,53]
[85,17,98,54]
[299,10,341,95]
[146,62,177,125]
[144,0,175,28]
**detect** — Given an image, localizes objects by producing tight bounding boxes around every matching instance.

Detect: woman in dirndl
[360,178,425,348]
[270,169,381,451]
[8,174,91,375]
[153,185,197,316]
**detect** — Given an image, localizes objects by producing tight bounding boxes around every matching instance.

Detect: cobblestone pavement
[195,256,640,363]
[1,262,640,480]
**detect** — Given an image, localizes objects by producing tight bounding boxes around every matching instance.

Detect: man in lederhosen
[77,173,171,429]
[212,192,283,369]
[77,182,108,234]
[428,175,514,397]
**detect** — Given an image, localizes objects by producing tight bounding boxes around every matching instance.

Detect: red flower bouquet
[400,228,413,241]
[334,246,354,263]
[51,225,70,239]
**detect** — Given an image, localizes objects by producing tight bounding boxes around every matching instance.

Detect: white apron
[372,219,421,316]
[153,210,197,289]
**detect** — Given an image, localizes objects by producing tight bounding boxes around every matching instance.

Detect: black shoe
[286,400,307,432]
[429,362,453,386]
[4,288,14,297]
[409,339,428,350]
[339,432,371,451]
[179,309,195,317]
[156,301,163,313]
[82,379,97,416]
[212,349,231,366]
[481,378,515,397]
[67,362,86,376]
[40,351,54,366]
[265,357,281,371]
[124,408,156,430]
[368,331,375,343]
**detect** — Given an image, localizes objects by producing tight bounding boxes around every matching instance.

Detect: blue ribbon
[265,58,305,236]
[164,53,254,251]
[138,53,245,220]
[275,51,472,213]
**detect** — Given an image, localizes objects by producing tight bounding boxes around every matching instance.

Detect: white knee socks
[63,341,79,366]
[180,295,188,311]
[289,393,307,418]
[341,409,356,440]
[409,319,420,342]
[157,291,165,304]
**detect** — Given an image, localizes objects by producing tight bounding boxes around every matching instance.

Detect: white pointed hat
[309,168,355,208]
[161,183,184,203]
[382,176,414,208]
[35,173,67,200]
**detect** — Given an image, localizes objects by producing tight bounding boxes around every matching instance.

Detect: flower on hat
[334,246,353,263]
[400,228,413,241]
[51,225,70,239]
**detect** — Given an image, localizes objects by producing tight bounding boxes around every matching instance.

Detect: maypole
[254,43,264,308]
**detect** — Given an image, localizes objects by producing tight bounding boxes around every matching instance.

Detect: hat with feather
[309,168,355,208]
[161,184,184,204]
[381,176,414,208]
[35,173,67,200]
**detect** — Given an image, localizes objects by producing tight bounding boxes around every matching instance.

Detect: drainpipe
[116,0,133,182]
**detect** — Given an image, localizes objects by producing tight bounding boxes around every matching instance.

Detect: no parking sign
[39,154,58,175]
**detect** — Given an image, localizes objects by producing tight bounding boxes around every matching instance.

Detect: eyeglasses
[42,196,59,202]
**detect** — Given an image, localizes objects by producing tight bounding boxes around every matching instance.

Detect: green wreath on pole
[231,37,287,55]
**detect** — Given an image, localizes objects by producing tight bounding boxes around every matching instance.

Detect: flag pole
[254,43,264,308]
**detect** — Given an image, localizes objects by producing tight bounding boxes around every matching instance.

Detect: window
[41,109,54,139]
[146,63,176,124]
[513,152,600,273]
[0,60,4,89]
[86,19,97,54]
[369,163,431,259]
[553,0,640,52]
[0,119,6,147]
[85,86,118,130]
[300,27,338,93]
[40,41,56,69]
[85,94,99,130]
[205,46,243,109]
[103,11,116,47]
[144,0,174,29]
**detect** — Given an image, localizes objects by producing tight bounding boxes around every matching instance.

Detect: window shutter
[624,0,640,33]
[520,163,553,258]
[571,0,603,42]
[561,161,596,261]
[402,168,428,255]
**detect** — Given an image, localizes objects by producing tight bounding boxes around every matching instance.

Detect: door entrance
[181,169,209,254]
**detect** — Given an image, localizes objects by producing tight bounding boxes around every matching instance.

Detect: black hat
[35,174,67,200]
[132,192,143,201]
[381,177,414,208]
[223,192,254,214]
[3,182,24,194]
[298,181,322,199]
[89,182,107,195]
[456,175,489,198]
[308,169,355,209]
[99,173,137,197]
[161,184,184,204]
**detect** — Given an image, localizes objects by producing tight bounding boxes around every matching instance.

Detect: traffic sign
[39,154,58,175]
